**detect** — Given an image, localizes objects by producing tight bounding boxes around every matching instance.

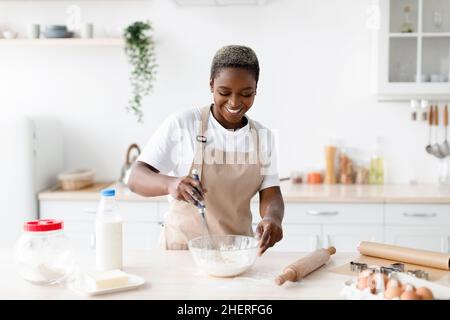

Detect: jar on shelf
[13,219,75,285]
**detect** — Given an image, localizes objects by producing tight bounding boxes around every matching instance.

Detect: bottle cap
[101,188,115,197]
[24,219,63,232]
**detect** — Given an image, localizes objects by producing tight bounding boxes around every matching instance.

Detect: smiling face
[210,67,257,130]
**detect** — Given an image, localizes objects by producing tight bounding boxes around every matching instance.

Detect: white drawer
[273,224,321,252]
[40,200,160,222]
[385,226,450,252]
[323,225,384,253]
[40,201,97,221]
[385,204,450,226]
[283,203,383,225]
[123,222,162,251]
[117,202,159,222]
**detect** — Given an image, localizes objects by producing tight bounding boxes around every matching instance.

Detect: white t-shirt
[137,106,279,191]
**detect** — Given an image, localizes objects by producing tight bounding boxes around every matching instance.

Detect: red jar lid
[24,219,63,232]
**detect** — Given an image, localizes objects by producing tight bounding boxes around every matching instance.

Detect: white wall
[0,0,441,184]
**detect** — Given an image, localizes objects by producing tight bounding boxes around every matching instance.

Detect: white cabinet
[384,203,450,252]
[283,203,384,253]
[40,198,450,254]
[251,202,384,253]
[376,0,450,100]
[39,200,163,253]
[323,225,384,252]
[272,224,321,252]
[385,226,450,252]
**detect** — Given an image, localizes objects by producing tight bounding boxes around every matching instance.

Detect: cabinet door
[274,224,321,252]
[323,225,384,253]
[385,226,450,252]
[40,200,96,252]
[123,222,162,251]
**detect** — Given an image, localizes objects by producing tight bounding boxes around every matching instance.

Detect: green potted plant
[124,20,157,123]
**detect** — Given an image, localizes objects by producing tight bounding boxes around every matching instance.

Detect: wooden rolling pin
[275,247,336,286]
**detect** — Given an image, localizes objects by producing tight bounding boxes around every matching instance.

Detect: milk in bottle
[95,188,123,271]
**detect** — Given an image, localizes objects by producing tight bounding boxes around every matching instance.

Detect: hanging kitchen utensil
[410,99,418,121]
[431,105,445,158]
[425,106,434,156]
[119,143,141,185]
[420,100,429,121]
[440,104,450,156]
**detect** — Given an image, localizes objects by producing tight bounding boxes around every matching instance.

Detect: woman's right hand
[168,176,207,205]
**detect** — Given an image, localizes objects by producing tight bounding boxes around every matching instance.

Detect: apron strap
[193,105,261,178]
[248,120,260,167]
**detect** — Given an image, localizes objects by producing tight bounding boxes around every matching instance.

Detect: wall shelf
[0,38,124,46]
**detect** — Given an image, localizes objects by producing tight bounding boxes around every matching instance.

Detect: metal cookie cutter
[380,266,397,276]
[407,269,429,280]
[350,261,368,272]
[390,263,405,272]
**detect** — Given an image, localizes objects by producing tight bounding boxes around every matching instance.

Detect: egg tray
[341,271,450,300]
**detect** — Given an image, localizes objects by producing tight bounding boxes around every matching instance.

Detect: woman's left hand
[255,217,283,256]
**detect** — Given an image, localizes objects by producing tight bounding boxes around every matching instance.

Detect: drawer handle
[83,208,97,214]
[306,210,339,216]
[403,212,437,218]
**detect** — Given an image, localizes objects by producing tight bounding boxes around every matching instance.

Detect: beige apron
[161,105,263,250]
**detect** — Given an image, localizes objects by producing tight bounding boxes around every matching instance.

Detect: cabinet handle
[306,210,339,216]
[447,236,450,253]
[403,212,437,218]
[322,234,332,248]
[84,208,97,214]
[90,233,96,250]
[315,234,321,250]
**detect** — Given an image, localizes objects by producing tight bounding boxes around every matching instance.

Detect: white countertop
[0,249,356,300]
[38,181,450,204]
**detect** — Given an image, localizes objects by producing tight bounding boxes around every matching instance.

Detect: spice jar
[13,219,75,285]
[290,171,303,184]
[307,172,322,184]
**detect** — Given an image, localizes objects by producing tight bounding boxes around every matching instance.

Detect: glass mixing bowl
[188,235,259,277]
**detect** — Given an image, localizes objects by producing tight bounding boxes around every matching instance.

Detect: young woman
[128,45,284,255]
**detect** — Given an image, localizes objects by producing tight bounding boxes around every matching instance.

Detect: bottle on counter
[369,137,384,185]
[324,145,337,184]
[96,188,123,272]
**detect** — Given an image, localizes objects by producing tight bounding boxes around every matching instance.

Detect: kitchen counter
[0,249,356,300]
[38,181,450,204]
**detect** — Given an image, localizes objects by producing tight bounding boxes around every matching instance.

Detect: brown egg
[401,283,416,292]
[380,273,389,287]
[416,287,434,300]
[356,269,372,290]
[357,276,369,290]
[367,274,377,294]
[367,273,387,294]
[401,284,421,300]
[384,286,403,299]
[359,269,373,279]
[386,279,402,290]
